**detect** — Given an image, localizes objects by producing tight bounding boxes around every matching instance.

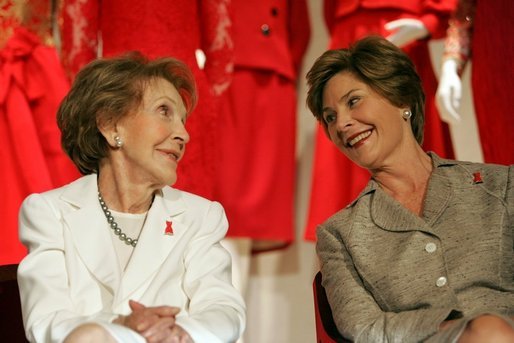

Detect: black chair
[313,271,352,343]
[0,264,29,342]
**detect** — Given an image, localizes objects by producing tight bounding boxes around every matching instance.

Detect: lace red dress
[443,0,514,165]
[304,0,458,240]
[0,1,80,264]
[60,0,233,200]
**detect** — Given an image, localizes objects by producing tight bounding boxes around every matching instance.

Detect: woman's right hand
[114,300,184,342]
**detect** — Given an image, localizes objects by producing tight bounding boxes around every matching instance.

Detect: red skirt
[214,69,296,245]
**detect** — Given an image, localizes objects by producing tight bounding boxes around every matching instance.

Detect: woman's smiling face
[114,77,190,187]
[322,71,411,170]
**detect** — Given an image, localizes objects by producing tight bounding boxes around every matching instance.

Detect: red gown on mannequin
[214,0,310,248]
[304,0,457,240]
[443,0,514,165]
[0,1,80,264]
[60,0,233,199]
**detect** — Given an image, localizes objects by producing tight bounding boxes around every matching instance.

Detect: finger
[129,299,146,311]
[385,32,408,48]
[142,317,176,341]
[147,305,181,317]
[384,19,403,31]
[452,88,462,108]
[124,311,160,332]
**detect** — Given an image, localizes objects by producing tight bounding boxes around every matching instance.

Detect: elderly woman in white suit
[17,52,246,343]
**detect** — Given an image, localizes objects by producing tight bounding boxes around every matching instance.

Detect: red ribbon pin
[473,172,483,184]
[165,220,174,235]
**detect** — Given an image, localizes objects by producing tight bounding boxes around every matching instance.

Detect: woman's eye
[348,97,359,107]
[324,113,336,124]
[159,105,170,116]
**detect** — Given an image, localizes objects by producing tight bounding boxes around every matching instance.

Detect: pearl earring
[402,109,412,120]
[114,136,123,148]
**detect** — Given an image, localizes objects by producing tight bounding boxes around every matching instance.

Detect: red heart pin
[165,220,174,235]
[473,172,483,184]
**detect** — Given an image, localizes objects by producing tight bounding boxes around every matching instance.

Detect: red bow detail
[165,220,174,235]
[473,172,483,184]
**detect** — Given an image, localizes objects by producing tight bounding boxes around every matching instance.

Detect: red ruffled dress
[1,16,80,264]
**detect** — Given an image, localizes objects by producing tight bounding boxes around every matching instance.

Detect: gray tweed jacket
[316,153,514,342]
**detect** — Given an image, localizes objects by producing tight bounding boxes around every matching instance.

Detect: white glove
[384,18,429,48]
[436,59,462,124]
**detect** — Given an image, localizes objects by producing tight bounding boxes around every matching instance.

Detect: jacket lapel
[422,172,453,227]
[115,187,187,305]
[61,174,121,294]
[369,153,455,234]
[369,186,430,233]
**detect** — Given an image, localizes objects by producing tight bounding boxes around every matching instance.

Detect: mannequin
[436,0,514,165]
[0,0,79,264]
[59,0,233,200]
[215,0,310,251]
[215,4,310,317]
[304,0,457,240]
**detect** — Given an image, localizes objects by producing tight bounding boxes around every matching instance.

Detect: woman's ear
[97,116,118,148]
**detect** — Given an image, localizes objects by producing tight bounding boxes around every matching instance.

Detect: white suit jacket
[17,174,246,343]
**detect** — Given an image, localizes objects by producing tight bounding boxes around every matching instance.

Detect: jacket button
[436,276,447,287]
[261,24,271,36]
[425,242,437,253]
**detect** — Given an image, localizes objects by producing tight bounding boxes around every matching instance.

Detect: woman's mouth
[346,130,372,148]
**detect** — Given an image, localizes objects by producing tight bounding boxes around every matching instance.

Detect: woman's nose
[174,120,190,144]
[335,110,354,131]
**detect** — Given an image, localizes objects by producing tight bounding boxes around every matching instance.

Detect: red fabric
[216,70,296,242]
[213,0,310,243]
[304,3,456,241]
[60,0,233,200]
[0,28,80,264]
[470,0,514,165]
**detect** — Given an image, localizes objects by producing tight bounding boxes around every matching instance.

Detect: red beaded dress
[304,0,457,240]
[443,0,514,165]
[0,0,80,264]
[60,0,233,200]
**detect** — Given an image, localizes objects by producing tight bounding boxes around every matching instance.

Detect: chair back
[0,264,29,342]
[313,271,351,343]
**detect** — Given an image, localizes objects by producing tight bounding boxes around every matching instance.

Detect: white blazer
[17,174,246,343]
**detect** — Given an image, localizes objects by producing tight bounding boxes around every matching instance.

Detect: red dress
[60,0,233,199]
[213,0,310,247]
[304,0,457,240]
[443,0,514,165]
[0,2,80,264]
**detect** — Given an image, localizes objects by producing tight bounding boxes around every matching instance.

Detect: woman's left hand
[124,300,192,343]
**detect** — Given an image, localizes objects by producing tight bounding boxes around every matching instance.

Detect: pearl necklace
[98,193,138,247]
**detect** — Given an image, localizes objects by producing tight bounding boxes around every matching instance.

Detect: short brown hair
[57,52,197,175]
[306,35,425,144]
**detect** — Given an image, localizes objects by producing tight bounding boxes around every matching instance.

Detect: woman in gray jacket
[307,35,514,342]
